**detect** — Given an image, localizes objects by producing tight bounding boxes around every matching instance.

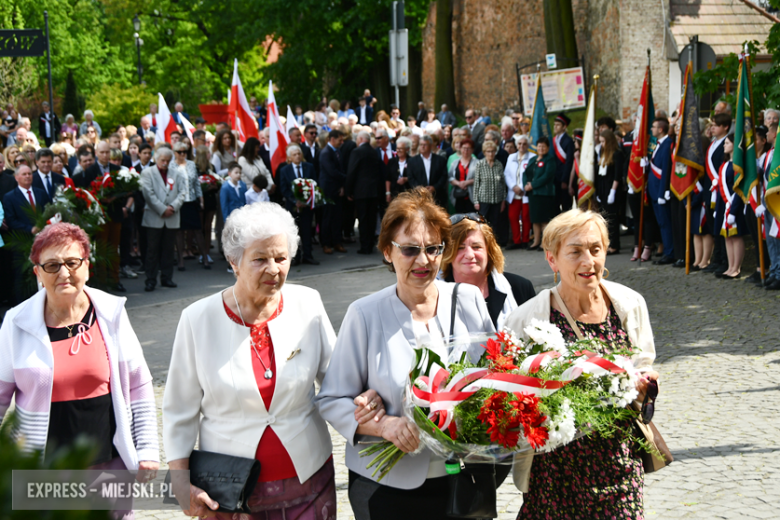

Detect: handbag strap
[550,286,585,341]
[450,283,460,339]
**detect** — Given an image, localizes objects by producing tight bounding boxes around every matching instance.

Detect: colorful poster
[521,67,586,116]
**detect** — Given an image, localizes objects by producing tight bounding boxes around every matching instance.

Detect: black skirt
[180,200,202,230]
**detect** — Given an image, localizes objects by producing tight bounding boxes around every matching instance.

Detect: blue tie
[45,175,52,197]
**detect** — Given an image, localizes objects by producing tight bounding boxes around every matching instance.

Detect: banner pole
[638,179,645,258]
[758,216,766,281]
[685,193,691,274]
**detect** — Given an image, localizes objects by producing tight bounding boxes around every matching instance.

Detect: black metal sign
[0,29,46,57]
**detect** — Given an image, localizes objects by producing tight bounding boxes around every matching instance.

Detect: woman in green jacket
[523,136,557,250]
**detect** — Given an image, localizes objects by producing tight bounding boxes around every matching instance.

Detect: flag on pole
[577,86,596,206]
[180,112,195,142]
[733,52,758,204]
[267,81,288,176]
[228,59,259,142]
[671,62,704,200]
[154,93,178,144]
[286,105,299,133]
[767,135,780,219]
[627,65,655,193]
[529,78,551,154]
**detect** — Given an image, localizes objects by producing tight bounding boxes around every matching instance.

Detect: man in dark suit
[38,101,61,147]
[3,165,47,304]
[279,145,319,266]
[648,118,675,265]
[407,134,449,208]
[357,97,374,125]
[173,102,190,126]
[464,109,486,145]
[32,149,66,204]
[702,113,731,274]
[346,131,384,254]
[318,130,347,254]
[416,102,427,126]
[301,124,321,176]
[552,114,575,214]
[338,126,358,242]
[259,128,273,174]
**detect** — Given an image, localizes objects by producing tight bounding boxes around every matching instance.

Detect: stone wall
[584,0,622,117]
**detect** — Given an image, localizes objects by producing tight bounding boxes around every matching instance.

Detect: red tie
[27,189,35,210]
[383,149,389,165]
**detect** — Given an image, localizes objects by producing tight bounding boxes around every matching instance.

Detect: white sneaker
[120,266,138,279]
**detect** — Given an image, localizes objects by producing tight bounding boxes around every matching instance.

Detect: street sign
[389,1,407,97]
[0,29,46,57]
[396,29,408,87]
[546,53,557,69]
[678,39,716,74]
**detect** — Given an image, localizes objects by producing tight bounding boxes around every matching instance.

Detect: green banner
[733,56,757,204]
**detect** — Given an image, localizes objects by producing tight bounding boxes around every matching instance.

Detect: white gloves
[628,185,635,195]
[640,158,648,167]
[695,181,703,193]
[657,197,666,205]
[727,214,736,226]
[608,189,616,205]
[664,191,671,201]
[756,204,766,218]
[596,195,601,203]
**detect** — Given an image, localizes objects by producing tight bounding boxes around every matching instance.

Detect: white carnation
[524,319,568,355]
[540,398,576,452]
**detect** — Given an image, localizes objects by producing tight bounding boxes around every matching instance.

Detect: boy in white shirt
[245,173,270,204]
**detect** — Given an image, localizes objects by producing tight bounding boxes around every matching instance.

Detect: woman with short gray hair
[164,202,385,519]
[79,109,102,138]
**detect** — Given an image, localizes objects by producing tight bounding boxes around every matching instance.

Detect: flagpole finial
[593,75,599,81]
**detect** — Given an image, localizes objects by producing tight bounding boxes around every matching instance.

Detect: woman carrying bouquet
[163,203,383,519]
[317,188,494,520]
[504,209,658,519]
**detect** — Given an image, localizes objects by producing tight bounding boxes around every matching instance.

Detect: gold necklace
[49,299,88,338]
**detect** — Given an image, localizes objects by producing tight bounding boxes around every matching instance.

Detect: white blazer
[162,283,336,484]
[316,280,495,490]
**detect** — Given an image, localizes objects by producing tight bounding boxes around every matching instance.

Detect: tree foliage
[87,83,156,133]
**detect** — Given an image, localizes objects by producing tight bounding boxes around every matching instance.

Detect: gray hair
[375,128,389,139]
[173,141,189,152]
[84,109,94,119]
[396,136,412,150]
[764,108,780,120]
[515,134,530,145]
[222,202,300,266]
[356,131,371,144]
[175,102,183,110]
[485,130,501,143]
[65,113,75,123]
[420,134,433,145]
[155,147,174,161]
[286,143,302,159]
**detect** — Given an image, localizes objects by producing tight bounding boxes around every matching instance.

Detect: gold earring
[603,268,610,279]
[553,272,558,284]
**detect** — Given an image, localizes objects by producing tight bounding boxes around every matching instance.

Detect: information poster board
[521,67,586,116]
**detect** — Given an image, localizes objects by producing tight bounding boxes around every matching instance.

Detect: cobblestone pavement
[123,245,779,520]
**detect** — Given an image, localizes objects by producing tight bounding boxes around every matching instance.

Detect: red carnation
[484,338,518,372]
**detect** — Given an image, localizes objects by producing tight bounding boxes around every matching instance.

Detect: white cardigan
[503,279,656,492]
[162,283,336,484]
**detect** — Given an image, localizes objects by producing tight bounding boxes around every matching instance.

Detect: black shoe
[302,257,320,265]
[204,263,211,270]
[763,276,777,287]
[654,256,675,265]
[144,282,155,292]
[690,265,701,272]
[765,279,780,290]
[161,280,178,288]
[114,282,127,293]
[702,263,724,273]
[357,249,372,255]
[745,272,761,284]
[714,267,728,278]
[177,266,186,271]
[672,259,685,268]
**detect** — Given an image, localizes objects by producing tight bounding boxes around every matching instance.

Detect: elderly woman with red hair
[0,223,159,479]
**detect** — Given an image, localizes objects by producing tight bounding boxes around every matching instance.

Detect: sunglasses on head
[391,241,445,258]
[450,213,486,225]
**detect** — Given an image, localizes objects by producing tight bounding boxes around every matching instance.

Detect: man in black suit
[173,102,190,126]
[301,124,321,176]
[552,114,575,214]
[416,101,427,126]
[346,131,384,254]
[279,145,320,265]
[357,97,374,125]
[318,130,346,254]
[338,126,358,242]
[407,134,449,208]
[69,144,95,178]
[32,149,66,204]
[38,101,61,147]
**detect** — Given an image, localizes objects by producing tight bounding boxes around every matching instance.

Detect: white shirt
[359,106,367,124]
[504,152,532,203]
[227,178,241,196]
[306,141,317,158]
[294,163,304,179]
[37,171,54,195]
[245,188,269,204]
[18,186,38,207]
[421,154,432,184]
[397,159,406,180]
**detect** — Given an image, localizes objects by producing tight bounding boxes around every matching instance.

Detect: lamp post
[133,14,143,85]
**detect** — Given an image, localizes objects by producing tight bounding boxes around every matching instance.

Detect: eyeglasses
[511,116,521,120]
[14,158,25,165]
[450,213,486,226]
[640,380,658,424]
[520,122,530,127]
[391,241,445,258]
[37,257,85,274]
[175,150,186,154]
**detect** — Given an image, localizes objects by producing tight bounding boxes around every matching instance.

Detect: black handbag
[164,450,262,513]
[445,461,498,518]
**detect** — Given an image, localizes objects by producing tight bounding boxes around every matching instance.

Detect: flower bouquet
[199,173,223,192]
[89,168,140,200]
[292,177,329,208]
[38,181,106,234]
[361,323,645,481]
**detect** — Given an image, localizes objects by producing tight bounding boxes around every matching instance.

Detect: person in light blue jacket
[219,161,247,223]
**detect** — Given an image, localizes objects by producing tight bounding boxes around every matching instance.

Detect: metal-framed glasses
[37,257,85,274]
[391,241,445,258]
[450,213,486,226]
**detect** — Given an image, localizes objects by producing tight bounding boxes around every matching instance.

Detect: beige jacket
[503,279,656,492]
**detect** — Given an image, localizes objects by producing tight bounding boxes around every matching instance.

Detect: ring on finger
[369,401,378,410]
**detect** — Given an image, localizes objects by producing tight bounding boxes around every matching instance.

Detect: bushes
[86,84,156,133]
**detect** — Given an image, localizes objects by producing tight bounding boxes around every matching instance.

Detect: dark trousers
[744,206,770,269]
[355,198,379,253]
[291,206,314,260]
[628,192,660,247]
[556,184,572,214]
[652,200,674,258]
[343,197,357,238]
[601,201,621,251]
[120,216,133,267]
[670,196,688,261]
[321,198,343,247]
[348,471,449,520]
[478,202,503,236]
[454,197,475,214]
[95,222,121,285]
[144,226,177,285]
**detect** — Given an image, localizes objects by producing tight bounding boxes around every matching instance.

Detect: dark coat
[31,171,66,204]
[75,163,125,220]
[386,157,410,198]
[407,153,449,208]
[346,143,385,200]
[318,145,345,199]
[38,112,61,142]
[3,186,48,233]
[524,154,556,197]
[279,161,316,211]
[443,272,536,329]
[553,132,576,185]
[648,136,673,201]
[356,105,374,125]
[302,141,321,177]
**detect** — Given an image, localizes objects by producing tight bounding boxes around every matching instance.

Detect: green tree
[544,0,579,68]
[87,83,156,133]
[62,69,81,119]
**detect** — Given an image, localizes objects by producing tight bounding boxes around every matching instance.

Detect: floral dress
[517,306,644,520]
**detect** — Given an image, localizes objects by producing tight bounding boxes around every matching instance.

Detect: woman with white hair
[163,203,384,519]
[79,110,102,138]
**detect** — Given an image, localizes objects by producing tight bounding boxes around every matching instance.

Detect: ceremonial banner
[627,66,655,193]
[577,86,596,206]
[286,105,299,132]
[733,53,757,204]
[768,140,780,219]
[529,79,551,154]
[180,112,195,142]
[154,94,178,144]
[671,62,704,200]
[229,59,259,142]
[267,81,288,176]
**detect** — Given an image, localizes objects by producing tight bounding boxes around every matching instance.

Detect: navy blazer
[356,105,374,125]
[407,153,449,208]
[553,132,575,184]
[279,162,316,211]
[173,112,190,125]
[3,186,48,233]
[648,136,674,201]
[220,180,248,222]
[318,145,345,200]
[31,171,66,204]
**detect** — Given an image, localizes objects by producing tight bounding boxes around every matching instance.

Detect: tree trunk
[370,55,392,116]
[558,0,579,67]
[543,0,555,56]
[404,43,423,119]
[547,0,566,66]
[434,0,456,111]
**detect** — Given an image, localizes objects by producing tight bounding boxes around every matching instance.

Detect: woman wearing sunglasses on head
[317,188,494,520]
[0,223,159,516]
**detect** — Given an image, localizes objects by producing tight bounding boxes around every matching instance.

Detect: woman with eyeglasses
[0,223,159,496]
[317,187,494,520]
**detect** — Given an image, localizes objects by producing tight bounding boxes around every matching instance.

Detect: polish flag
[228,59,259,142]
[267,81,288,176]
[155,93,178,144]
[286,105,299,132]
[180,112,195,142]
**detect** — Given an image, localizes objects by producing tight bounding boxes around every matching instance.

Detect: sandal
[640,245,652,262]
[630,247,640,262]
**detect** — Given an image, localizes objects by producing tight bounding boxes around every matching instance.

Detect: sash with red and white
[651,140,664,180]
[719,162,737,237]
[706,139,725,209]
[553,134,567,164]
[575,156,593,201]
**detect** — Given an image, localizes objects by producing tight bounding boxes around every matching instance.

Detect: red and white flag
[180,112,195,142]
[155,93,178,144]
[267,81,288,176]
[228,59,259,143]
[286,105,299,133]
